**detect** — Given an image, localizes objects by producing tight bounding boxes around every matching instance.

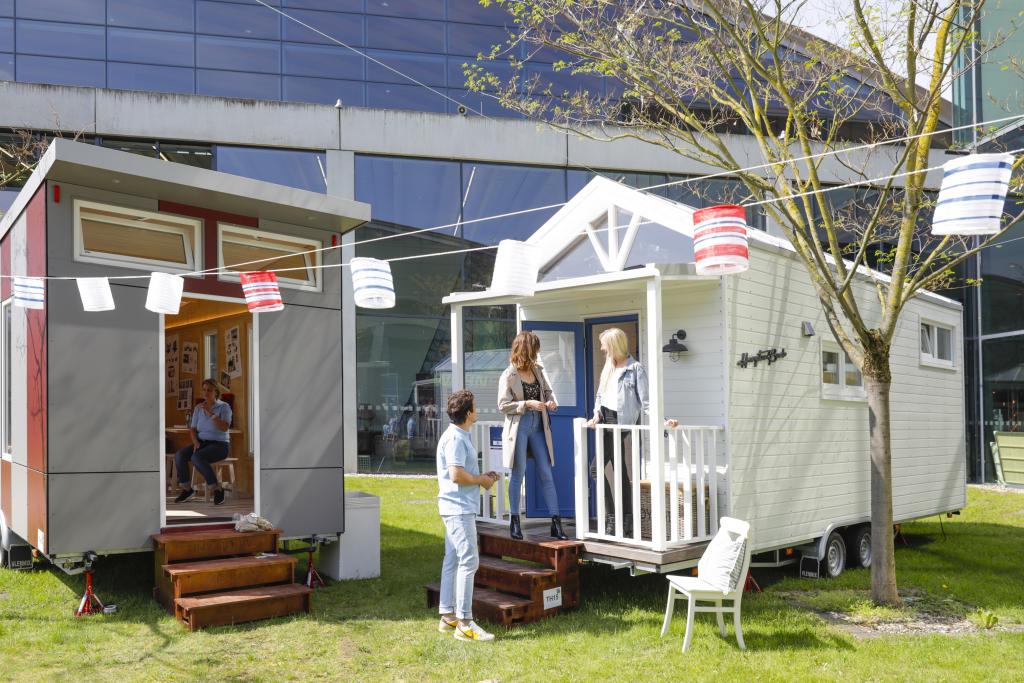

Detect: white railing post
[708,430,719,535]
[645,277,666,551]
[612,426,623,539]
[682,429,693,541]
[695,428,707,539]
[595,425,606,536]
[573,417,588,541]
[631,429,641,542]
[668,428,680,544]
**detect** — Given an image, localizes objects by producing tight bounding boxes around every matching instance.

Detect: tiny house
[443,176,966,576]
[0,139,369,574]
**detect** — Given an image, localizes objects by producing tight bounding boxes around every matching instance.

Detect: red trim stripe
[25,185,47,474]
[695,244,750,260]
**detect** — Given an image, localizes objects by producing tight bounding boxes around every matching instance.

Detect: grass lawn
[2,481,1023,682]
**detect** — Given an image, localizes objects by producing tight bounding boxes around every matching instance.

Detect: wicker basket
[638,480,712,541]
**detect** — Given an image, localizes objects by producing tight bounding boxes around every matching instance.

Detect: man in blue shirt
[436,389,498,642]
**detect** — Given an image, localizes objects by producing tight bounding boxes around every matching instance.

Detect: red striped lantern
[692,205,750,276]
[240,271,284,313]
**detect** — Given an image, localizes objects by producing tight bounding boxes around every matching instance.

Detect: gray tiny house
[0,139,369,573]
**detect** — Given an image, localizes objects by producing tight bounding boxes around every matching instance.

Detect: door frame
[159,292,260,528]
[584,313,641,420]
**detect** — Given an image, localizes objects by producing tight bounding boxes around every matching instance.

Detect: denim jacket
[593,356,650,426]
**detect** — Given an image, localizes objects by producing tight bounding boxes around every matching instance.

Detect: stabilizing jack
[74,552,114,616]
[304,537,325,590]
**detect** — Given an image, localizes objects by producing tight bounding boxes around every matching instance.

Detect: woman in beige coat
[498,331,567,540]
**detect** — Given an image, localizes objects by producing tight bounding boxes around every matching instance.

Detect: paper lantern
[145,272,184,315]
[932,153,1015,236]
[692,205,750,276]
[240,271,284,313]
[13,276,44,309]
[76,277,115,312]
[489,240,540,297]
[350,257,395,309]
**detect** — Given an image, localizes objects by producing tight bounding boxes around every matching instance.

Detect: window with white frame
[821,341,865,400]
[920,320,954,367]
[217,223,321,291]
[2,299,12,454]
[74,200,201,273]
[204,330,218,382]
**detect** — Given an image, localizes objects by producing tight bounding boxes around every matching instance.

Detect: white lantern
[489,240,539,297]
[76,277,115,312]
[350,257,396,309]
[932,153,1015,236]
[13,276,45,310]
[692,205,750,276]
[145,272,184,315]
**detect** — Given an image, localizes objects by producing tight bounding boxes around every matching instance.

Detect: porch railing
[468,420,520,524]
[573,418,726,551]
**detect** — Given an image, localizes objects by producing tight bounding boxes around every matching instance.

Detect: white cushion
[697,529,746,592]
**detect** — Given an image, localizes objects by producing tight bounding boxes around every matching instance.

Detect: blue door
[521,321,585,518]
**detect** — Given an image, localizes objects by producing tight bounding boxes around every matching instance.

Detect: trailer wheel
[824,531,846,578]
[848,526,871,569]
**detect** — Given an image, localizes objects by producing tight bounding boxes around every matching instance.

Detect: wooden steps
[152,527,312,631]
[425,524,583,626]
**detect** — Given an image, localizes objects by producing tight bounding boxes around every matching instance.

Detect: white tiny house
[443,177,966,576]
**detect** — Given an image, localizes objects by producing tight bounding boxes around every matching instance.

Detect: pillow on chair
[697,530,746,593]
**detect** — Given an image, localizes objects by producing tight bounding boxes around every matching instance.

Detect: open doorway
[163,296,256,526]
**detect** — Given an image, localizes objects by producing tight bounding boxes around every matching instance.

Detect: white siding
[726,243,966,550]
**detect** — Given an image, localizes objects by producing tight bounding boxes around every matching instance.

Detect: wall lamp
[663,329,688,362]
[801,321,816,337]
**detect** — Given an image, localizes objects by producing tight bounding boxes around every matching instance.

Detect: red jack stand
[304,539,325,590]
[74,569,105,617]
[744,571,762,594]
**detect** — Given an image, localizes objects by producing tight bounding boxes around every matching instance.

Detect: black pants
[599,406,634,522]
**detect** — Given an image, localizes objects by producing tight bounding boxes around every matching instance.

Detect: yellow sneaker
[438,615,458,633]
[454,621,495,642]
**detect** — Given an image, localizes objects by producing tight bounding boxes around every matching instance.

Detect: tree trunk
[864,372,900,605]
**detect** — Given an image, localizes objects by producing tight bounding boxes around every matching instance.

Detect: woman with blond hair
[586,328,678,535]
[497,330,567,540]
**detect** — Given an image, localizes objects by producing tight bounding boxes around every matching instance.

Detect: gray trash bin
[320,491,380,580]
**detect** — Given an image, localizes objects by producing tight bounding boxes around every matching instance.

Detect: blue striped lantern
[350,257,395,309]
[932,153,1015,236]
[13,276,45,309]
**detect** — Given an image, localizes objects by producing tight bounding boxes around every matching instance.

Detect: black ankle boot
[551,515,568,540]
[509,514,523,540]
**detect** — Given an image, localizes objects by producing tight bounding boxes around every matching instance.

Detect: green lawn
[2,481,1023,682]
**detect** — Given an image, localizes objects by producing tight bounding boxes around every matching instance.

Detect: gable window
[74,200,201,273]
[821,341,865,401]
[921,321,954,368]
[217,223,321,291]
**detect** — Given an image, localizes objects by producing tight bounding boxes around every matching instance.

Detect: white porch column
[646,277,666,551]
[451,304,465,392]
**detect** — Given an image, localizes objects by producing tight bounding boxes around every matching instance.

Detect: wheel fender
[807,522,846,560]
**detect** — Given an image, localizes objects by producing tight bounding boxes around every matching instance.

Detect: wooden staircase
[426,526,582,626]
[152,527,312,631]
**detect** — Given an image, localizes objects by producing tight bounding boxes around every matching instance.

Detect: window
[821,341,865,401]
[2,298,11,454]
[74,200,202,273]
[921,320,955,368]
[218,223,322,291]
[204,330,218,382]
[214,146,327,193]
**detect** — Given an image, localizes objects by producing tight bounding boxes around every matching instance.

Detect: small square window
[217,223,322,291]
[821,342,865,401]
[74,200,201,273]
[822,349,840,385]
[920,320,955,368]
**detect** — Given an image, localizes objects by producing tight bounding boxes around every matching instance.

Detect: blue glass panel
[445,88,520,118]
[367,0,443,19]
[197,69,281,99]
[196,35,281,73]
[446,0,511,26]
[0,1,11,17]
[460,163,566,243]
[355,155,461,229]
[283,42,362,79]
[215,145,326,193]
[281,9,363,46]
[17,0,104,24]
[16,20,105,59]
[0,18,10,52]
[447,57,513,91]
[283,75,364,106]
[17,55,105,87]
[366,50,445,86]
[107,0,194,32]
[0,52,13,80]
[197,1,280,40]
[107,28,195,67]
[365,16,443,53]
[107,62,195,95]
[447,22,508,57]
[283,0,360,10]
[524,63,603,97]
[366,82,447,113]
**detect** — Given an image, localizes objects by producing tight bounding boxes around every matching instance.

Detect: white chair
[660,517,752,652]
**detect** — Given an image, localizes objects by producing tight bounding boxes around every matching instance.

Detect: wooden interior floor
[165,493,255,525]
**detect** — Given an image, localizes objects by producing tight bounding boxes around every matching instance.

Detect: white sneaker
[438,615,458,633]
[454,620,495,642]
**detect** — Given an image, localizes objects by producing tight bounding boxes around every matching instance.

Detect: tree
[470,0,1022,604]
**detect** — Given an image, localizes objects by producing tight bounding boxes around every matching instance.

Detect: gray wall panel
[260,467,343,538]
[258,305,342,470]
[48,472,159,555]
[47,282,161,473]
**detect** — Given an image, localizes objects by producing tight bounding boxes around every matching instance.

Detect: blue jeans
[439,513,478,620]
[175,441,229,486]
[508,410,560,516]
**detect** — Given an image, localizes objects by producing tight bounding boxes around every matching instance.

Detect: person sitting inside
[173,379,233,506]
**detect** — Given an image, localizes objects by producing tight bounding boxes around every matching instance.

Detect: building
[0,1,961,477]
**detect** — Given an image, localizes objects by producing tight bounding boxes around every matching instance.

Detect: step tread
[477,528,583,550]
[425,582,533,609]
[164,554,296,577]
[176,583,312,611]
[152,528,281,545]
[477,556,556,577]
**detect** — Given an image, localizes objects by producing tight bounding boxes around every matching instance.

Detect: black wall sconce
[663,329,687,362]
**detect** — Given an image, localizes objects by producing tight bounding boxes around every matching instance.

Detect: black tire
[847,525,871,569]
[823,531,846,578]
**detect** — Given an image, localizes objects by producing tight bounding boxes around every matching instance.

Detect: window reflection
[215,146,327,193]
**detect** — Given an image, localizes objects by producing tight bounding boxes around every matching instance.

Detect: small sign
[543,586,562,610]
[799,556,819,579]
